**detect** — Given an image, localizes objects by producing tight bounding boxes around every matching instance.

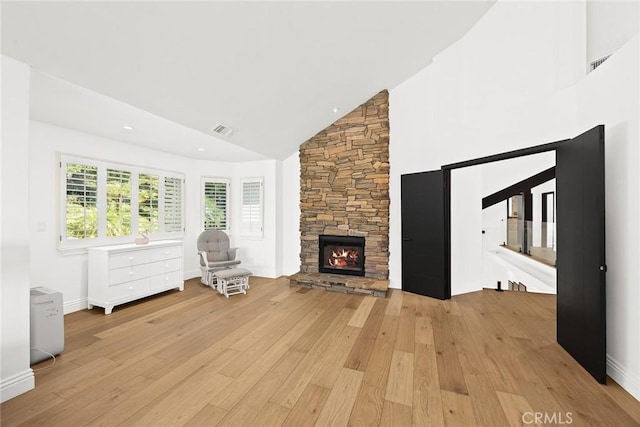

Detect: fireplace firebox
[318,235,365,277]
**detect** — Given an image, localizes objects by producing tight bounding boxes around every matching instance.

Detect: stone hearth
[289,272,388,298]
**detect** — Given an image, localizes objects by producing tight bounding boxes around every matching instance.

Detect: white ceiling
[2,1,494,161]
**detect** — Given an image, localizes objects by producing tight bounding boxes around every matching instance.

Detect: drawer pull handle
[128,256,134,261]
[128,271,134,276]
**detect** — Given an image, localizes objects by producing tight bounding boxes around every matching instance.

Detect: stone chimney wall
[299,90,389,280]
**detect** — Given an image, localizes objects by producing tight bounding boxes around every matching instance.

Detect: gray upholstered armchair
[197,230,241,285]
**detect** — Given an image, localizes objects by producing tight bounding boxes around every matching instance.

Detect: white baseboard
[607,353,640,401]
[1,369,34,403]
[184,269,201,280]
[63,297,88,314]
[64,271,203,314]
[184,268,276,280]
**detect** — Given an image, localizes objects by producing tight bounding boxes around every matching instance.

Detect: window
[240,177,263,238]
[60,155,184,250]
[202,178,229,231]
[106,168,132,237]
[164,176,184,233]
[138,173,159,234]
[65,162,98,239]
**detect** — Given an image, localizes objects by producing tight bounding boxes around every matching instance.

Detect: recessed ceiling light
[197,147,205,152]
[123,125,134,131]
[332,107,340,114]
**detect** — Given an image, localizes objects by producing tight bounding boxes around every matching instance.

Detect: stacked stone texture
[299,90,389,280]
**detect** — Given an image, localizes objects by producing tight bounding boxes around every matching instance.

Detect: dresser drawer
[150,270,183,290]
[149,257,182,274]
[148,245,182,261]
[109,263,151,286]
[107,278,150,301]
[109,251,150,269]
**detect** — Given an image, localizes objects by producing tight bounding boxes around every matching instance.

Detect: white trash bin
[30,287,64,364]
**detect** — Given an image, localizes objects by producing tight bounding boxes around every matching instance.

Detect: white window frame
[59,154,184,252]
[239,177,264,239]
[201,177,231,232]
[163,175,185,234]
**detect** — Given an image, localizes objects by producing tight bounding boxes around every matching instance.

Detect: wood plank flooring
[2,277,639,426]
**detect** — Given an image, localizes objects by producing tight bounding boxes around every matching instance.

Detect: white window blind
[65,163,98,239]
[138,173,159,234]
[240,177,263,238]
[164,176,184,233]
[202,178,229,231]
[60,155,184,250]
[106,168,132,237]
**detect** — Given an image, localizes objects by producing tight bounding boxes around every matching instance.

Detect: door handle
[402,237,412,241]
[600,265,607,272]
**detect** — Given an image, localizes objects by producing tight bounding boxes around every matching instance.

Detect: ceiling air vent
[589,53,613,73]
[211,123,235,137]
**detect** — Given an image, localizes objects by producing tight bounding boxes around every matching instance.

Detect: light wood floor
[2,277,639,426]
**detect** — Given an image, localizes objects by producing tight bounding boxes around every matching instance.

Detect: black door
[556,125,606,384]
[401,170,448,299]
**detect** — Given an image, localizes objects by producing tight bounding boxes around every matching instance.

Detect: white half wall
[1,55,35,402]
[281,150,301,276]
[390,0,639,399]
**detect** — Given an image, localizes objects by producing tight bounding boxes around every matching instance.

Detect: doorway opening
[401,125,606,384]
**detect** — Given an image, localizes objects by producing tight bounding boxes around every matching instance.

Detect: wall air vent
[589,53,613,73]
[211,123,235,137]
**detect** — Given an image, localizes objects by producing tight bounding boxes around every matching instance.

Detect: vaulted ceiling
[2,1,494,161]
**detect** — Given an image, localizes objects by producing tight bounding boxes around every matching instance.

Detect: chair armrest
[198,251,210,267]
[227,248,238,260]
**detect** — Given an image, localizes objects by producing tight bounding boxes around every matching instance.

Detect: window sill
[58,247,89,257]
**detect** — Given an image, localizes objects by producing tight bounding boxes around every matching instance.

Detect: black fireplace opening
[319,235,365,277]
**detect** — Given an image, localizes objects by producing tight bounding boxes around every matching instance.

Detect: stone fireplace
[290,90,389,296]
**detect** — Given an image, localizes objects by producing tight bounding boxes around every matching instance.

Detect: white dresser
[88,240,184,314]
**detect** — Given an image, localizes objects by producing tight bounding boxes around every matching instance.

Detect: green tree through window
[138,173,159,233]
[65,163,98,239]
[60,155,184,248]
[106,169,132,237]
[204,181,228,230]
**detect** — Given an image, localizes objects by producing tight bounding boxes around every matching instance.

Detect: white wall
[480,152,555,198]
[281,150,301,276]
[389,0,639,399]
[187,159,236,279]
[390,1,587,290]
[1,56,35,402]
[531,179,555,248]
[587,1,640,63]
[29,120,280,314]
[230,159,279,279]
[29,121,195,311]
